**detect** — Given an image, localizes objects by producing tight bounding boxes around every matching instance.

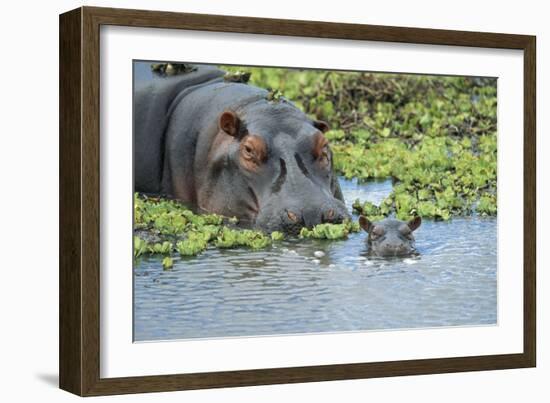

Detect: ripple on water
[134,178,497,341]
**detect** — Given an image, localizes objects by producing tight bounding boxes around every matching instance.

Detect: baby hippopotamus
[358,215,422,257]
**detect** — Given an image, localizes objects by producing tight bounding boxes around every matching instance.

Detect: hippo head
[359,215,422,257]
[199,102,350,235]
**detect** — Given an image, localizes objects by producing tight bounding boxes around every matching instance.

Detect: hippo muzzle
[255,198,350,235]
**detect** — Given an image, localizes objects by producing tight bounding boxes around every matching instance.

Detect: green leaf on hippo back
[162,256,174,270]
[267,88,284,102]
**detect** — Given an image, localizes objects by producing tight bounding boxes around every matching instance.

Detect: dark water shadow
[35,373,58,388]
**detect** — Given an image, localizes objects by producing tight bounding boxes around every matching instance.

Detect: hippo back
[133,65,225,193]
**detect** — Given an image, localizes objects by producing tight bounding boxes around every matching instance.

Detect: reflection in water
[134,178,497,341]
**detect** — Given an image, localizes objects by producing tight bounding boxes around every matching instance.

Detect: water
[134,178,497,341]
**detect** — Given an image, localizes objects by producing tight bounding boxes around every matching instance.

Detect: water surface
[134,178,497,341]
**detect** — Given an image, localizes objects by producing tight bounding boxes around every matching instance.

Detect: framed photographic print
[59,6,536,396]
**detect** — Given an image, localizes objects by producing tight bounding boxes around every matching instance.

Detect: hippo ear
[219,110,243,137]
[408,216,422,231]
[313,120,330,133]
[358,215,373,232]
[312,132,329,159]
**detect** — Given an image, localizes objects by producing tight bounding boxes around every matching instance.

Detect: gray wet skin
[134,65,349,234]
[359,215,422,257]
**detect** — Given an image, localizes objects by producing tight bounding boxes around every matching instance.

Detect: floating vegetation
[134,194,365,257]
[333,134,496,220]
[299,220,360,240]
[134,193,234,257]
[270,231,285,241]
[161,256,174,269]
[215,228,271,249]
[135,194,356,258]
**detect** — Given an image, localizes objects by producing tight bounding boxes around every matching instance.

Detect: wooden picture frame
[59,6,536,396]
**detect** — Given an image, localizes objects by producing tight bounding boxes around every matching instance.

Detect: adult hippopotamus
[134,65,349,234]
[358,215,422,257]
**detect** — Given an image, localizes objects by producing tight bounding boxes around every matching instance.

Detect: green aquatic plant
[134,194,291,257]
[334,132,497,220]
[270,231,285,241]
[176,236,208,256]
[149,241,173,255]
[162,256,174,269]
[133,236,149,258]
[476,194,497,216]
[134,193,368,259]
[352,200,386,222]
[299,220,360,240]
[215,228,271,249]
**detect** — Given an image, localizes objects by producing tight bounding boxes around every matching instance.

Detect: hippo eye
[318,146,330,167]
[373,226,384,235]
[239,134,267,170]
[371,226,385,238]
[241,143,258,163]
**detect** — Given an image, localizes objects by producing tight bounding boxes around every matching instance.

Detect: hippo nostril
[287,210,299,222]
[322,208,337,223]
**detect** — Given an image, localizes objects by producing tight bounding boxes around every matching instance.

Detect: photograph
[132,61,498,342]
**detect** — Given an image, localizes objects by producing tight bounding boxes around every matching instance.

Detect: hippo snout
[372,243,413,257]
[283,202,350,234]
[256,200,350,235]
